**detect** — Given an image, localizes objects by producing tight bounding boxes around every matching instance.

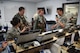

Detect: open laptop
[20,29,40,35]
[0,34,5,42]
[17,32,40,44]
[36,31,56,43]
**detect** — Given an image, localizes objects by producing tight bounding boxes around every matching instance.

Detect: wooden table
[8,36,57,53]
[9,30,80,53]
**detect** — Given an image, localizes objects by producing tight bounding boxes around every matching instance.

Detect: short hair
[57,8,63,12]
[10,17,20,26]
[37,8,44,11]
[19,7,25,11]
[37,8,42,10]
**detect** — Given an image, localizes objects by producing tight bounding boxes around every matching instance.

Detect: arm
[0,41,8,52]
[22,17,31,30]
[51,17,59,29]
[20,26,26,33]
[51,24,57,29]
[24,17,30,26]
[0,47,4,52]
[57,21,65,28]
[57,17,67,28]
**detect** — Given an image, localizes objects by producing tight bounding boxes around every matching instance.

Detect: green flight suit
[56,14,67,29]
[14,13,29,30]
[34,15,46,32]
[6,27,20,40]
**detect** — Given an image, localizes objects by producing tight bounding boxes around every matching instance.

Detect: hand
[51,26,55,29]
[56,18,59,21]
[23,26,27,31]
[2,41,8,49]
[26,26,31,30]
[38,24,41,27]
[51,24,57,29]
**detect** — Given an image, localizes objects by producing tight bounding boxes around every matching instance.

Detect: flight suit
[34,15,46,33]
[14,13,29,30]
[6,27,20,40]
[56,14,67,29]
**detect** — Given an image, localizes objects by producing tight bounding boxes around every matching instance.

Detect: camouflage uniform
[34,15,46,32]
[56,15,67,29]
[6,27,20,40]
[14,13,29,30]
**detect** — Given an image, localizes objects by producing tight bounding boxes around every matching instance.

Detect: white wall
[0,4,5,25]
[0,0,79,27]
[77,1,80,25]
[36,0,79,21]
[0,1,36,27]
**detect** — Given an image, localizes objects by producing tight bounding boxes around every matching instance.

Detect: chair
[50,43,61,53]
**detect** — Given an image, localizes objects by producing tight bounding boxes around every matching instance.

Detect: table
[8,30,80,53]
[61,41,80,53]
[8,36,57,53]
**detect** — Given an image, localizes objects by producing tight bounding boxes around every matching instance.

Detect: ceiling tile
[0,0,48,3]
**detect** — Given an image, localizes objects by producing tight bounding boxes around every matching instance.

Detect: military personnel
[6,17,26,40]
[51,8,67,29]
[34,9,46,33]
[33,8,42,21]
[14,7,30,31]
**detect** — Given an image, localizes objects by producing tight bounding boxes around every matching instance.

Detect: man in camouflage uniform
[14,7,30,31]
[34,9,46,33]
[51,8,67,29]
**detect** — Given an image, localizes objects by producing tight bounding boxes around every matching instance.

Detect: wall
[77,1,80,25]
[0,1,36,27]
[0,0,79,27]
[0,4,5,25]
[36,0,79,21]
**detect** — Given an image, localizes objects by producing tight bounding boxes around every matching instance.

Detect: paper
[41,31,52,35]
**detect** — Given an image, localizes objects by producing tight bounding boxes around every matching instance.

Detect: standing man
[34,9,46,33]
[51,8,67,29]
[14,7,30,31]
[33,8,42,21]
[32,8,41,30]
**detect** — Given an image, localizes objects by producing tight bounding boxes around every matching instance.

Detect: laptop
[20,29,40,35]
[17,32,40,44]
[36,31,56,43]
[0,34,5,44]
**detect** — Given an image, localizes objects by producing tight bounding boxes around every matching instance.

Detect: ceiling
[0,0,48,3]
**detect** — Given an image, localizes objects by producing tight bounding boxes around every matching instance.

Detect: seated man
[6,17,26,40]
[51,8,67,29]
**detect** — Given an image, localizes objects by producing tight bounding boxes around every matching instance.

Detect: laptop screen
[0,34,5,42]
